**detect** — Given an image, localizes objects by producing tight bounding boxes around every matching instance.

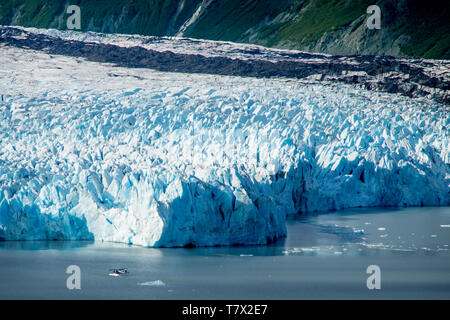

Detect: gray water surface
[0,207,449,299]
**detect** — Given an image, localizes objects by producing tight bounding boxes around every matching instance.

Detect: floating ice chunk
[138,280,166,287]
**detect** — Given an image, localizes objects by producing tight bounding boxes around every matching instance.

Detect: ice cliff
[0,43,448,247]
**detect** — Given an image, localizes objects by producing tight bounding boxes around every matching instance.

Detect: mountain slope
[0,0,449,59]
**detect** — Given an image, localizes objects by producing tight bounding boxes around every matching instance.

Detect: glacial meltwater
[0,207,449,299]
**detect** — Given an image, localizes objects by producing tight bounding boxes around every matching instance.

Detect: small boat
[109,268,129,277]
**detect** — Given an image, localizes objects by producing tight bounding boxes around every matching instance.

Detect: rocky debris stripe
[0,26,448,105]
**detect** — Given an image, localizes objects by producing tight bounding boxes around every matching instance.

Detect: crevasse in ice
[0,44,448,247]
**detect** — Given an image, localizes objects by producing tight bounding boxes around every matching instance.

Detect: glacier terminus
[0,28,449,247]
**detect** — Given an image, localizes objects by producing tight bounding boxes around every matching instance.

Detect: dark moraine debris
[0,26,448,105]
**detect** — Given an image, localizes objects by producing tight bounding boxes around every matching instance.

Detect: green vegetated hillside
[0,0,449,59]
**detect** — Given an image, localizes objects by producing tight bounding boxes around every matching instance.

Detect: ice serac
[0,41,449,247]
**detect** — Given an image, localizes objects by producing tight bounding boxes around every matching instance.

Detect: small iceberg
[138,280,166,287]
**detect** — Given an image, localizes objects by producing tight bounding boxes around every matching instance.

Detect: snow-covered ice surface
[0,42,449,247]
[2,26,449,104]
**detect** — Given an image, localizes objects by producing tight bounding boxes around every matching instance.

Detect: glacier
[0,40,449,247]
